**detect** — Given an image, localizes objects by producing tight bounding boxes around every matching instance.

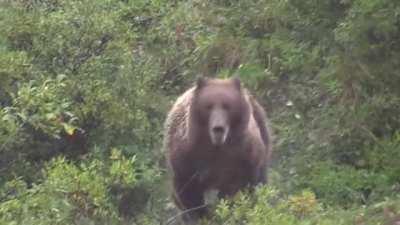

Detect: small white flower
[286,100,293,106]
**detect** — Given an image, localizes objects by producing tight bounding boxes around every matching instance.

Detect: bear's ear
[231,77,241,90]
[196,76,207,89]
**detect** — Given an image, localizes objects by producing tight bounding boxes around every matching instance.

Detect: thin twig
[165,171,203,225]
[177,171,199,195]
[165,204,209,225]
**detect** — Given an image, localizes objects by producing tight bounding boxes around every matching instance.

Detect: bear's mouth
[210,129,228,147]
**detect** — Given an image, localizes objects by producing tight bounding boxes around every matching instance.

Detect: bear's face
[192,77,249,147]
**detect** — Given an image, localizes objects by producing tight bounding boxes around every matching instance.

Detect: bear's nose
[212,126,225,134]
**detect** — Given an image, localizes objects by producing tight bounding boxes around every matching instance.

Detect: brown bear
[163,77,272,222]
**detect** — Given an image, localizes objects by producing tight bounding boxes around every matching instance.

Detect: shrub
[0,149,160,225]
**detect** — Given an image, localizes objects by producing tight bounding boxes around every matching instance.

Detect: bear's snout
[210,126,228,146]
[208,107,230,147]
[210,123,229,147]
[209,107,230,147]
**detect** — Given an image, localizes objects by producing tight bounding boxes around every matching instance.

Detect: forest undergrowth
[0,0,399,224]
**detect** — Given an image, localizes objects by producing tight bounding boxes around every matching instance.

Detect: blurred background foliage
[0,0,399,224]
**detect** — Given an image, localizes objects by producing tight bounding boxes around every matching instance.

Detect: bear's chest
[193,151,253,189]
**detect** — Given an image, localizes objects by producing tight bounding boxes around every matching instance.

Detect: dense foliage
[1,0,399,224]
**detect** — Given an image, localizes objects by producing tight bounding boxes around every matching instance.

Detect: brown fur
[163,77,272,221]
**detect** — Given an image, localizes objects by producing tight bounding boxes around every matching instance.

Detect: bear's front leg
[173,175,208,223]
[254,165,267,185]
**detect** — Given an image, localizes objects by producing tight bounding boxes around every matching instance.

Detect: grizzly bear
[163,77,272,222]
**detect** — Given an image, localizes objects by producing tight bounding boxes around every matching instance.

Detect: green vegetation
[1,0,399,224]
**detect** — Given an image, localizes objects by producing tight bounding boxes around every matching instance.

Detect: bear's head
[191,77,250,147]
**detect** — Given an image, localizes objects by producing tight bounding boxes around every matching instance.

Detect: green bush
[1,0,400,224]
[0,149,160,225]
[204,186,400,225]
